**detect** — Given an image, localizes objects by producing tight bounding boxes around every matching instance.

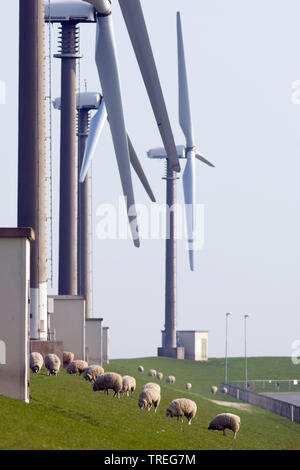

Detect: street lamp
[225,312,231,384]
[244,314,249,389]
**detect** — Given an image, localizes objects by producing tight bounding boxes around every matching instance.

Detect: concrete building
[0,228,34,402]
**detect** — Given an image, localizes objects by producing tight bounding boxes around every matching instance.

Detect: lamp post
[225,312,231,384]
[244,314,249,389]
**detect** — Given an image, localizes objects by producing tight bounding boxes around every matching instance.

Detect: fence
[228,379,300,394]
[221,382,300,424]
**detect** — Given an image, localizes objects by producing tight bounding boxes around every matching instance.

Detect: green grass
[0,356,300,450]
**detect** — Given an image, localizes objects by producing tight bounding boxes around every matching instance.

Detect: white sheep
[138,365,144,373]
[166,398,197,425]
[208,413,241,439]
[166,375,175,384]
[63,351,74,368]
[186,382,192,391]
[93,372,123,398]
[67,360,89,376]
[121,375,136,396]
[83,365,104,382]
[45,354,61,376]
[156,372,163,380]
[211,385,218,395]
[148,369,157,377]
[222,386,228,394]
[138,382,161,412]
[30,352,44,374]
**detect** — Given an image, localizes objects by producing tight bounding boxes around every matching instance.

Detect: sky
[0,0,300,360]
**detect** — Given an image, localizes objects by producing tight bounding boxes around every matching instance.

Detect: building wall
[102,327,110,364]
[86,318,102,364]
[177,330,208,361]
[49,296,86,361]
[0,236,30,402]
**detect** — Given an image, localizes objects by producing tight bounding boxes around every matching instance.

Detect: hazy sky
[0,0,300,360]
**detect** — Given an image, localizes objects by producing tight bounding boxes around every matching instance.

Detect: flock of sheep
[29,352,241,440]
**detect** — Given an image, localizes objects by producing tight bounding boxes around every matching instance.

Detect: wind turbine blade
[95,15,139,247]
[127,135,156,202]
[80,98,108,183]
[118,0,181,173]
[195,152,215,168]
[182,154,196,271]
[177,11,194,148]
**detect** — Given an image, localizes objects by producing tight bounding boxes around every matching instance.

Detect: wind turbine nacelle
[147,145,186,160]
[83,0,111,15]
[45,1,97,23]
[53,92,102,111]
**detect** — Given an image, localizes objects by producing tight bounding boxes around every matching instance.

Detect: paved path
[260,392,300,406]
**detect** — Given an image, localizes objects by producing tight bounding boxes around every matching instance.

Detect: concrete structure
[86,318,103,365]
[177,330,208,361]
[0,228,34,403]
[49,296,86,361]
[18,0,47,341]
[102,327,110,364]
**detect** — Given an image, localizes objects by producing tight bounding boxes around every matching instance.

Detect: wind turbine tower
[77,92,102,319]
[18,0,47,340]
[148,12,214,359]
[45,1,96,295]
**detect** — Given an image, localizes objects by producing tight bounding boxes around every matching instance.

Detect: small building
[176,330,208,361]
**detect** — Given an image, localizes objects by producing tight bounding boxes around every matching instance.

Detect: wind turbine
[148,11,214,271]
[147,11,214,358]
[80,0,181,246]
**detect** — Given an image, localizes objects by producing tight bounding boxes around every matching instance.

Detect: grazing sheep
[30,352,44,374]
[186,382,192,391]
[93,372,123,398]
[121,375,136,396]
[138,365,144,373]
[67,360,89,376]
[148,369,157,377]
[166,398,197,425]
[138,382,161,412]
[208,413,241,439]
[83,365,104,382]
[222,386,228,394]
[211,385,218,395]
[157,372,163,380]
[166,375,175,384]
[45,354,61,376]
[63,351,74,368]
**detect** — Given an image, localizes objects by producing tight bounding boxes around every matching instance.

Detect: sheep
[121,375,136,396]
[67,360,89,376]
[44,354,61,376]
[148,369,157,377]
[166,375,175,384]
[157,372,163,380]
[138,365,144,373]
[138,382,161,412]
[208,413,241,439]
[222,386,228,394]
[83,365,104,382]
[93,372,123,398]
[186,382,192,391]
[166,398,197,425]
[63,351,74,368]
[211,385,218,395]
[30,352,44,374]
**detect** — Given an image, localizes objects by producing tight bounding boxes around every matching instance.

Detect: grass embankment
[0,356,299,450]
